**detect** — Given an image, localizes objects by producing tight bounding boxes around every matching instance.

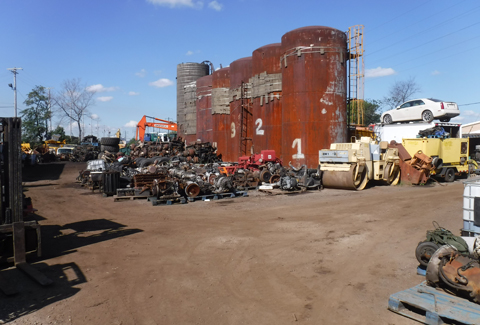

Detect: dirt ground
[0,161,472,324]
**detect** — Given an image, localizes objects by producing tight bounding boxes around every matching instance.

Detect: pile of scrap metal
[389,140,439,185]
[416,223,480,303]
[70,135,100,162]
[128,138,221,164]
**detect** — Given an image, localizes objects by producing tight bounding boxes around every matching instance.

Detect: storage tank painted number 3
[292,138,305,159]
[231,122,235,138]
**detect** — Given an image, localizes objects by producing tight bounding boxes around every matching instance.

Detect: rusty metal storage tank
[281,26,348,168]
[228,57,253,162]
[177,62,210,140]
[196,75,213,143]
[251,43,283,157]
[211,67,231,161]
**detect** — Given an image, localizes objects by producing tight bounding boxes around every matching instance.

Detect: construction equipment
[402,137,473,182]
[318,137,400,190]
[135,115,177,142]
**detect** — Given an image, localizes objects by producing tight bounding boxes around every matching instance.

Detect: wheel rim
[423,111,432,121]
[384,115,391,124]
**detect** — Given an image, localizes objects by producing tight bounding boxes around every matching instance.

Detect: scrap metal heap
[76,148,323,201]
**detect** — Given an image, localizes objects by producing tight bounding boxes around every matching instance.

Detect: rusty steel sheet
[212,67,230,162]
[281,26,348,168]
[196,75,213,144]
[227,57,253,162]
[133,173,163,189]
[252,43,283,158]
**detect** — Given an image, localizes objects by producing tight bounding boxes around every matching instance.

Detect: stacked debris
[70,135,101,162]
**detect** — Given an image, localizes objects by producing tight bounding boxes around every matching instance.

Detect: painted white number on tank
[231,122,236,138]
[212,142,217,149]
[292,138,305,159]
[255,118,264,135]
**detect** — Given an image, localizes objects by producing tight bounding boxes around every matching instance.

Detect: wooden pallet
[149,197,187,206]
[388,282,480,325]
[114,196,150,202]
[258,188,306,195]
[186,191,248,202]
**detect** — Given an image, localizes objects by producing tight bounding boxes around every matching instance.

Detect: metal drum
[211,67,231,162]
[177,62,209,139]
[281,26,348,168]
[228,57,253,162]
[251,43,283,157]
[196,75,213,143]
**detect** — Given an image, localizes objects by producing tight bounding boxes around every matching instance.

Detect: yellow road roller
[318,137,401,190]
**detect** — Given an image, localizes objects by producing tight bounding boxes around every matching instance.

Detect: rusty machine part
[151,175,178,199]
[389,141,435,185]
[269,174,281,183]
[427,247,480,304]
[233,170,258,188]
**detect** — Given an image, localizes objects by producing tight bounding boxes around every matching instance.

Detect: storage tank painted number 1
[292,138,305,159]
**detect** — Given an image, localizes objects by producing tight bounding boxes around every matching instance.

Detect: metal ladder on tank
[240,81,252,156]
[347,25,365,126]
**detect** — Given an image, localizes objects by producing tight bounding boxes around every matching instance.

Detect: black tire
[440,118,451,122]
[422,110,434,123]
[139,157,156,167]
[383,114,392,124]
[101,137,120,146]
[444,168,455,182]
[415,241,440,267]
[101,145,119,153]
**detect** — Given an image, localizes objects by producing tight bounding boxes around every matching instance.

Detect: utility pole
[7,67,23,117]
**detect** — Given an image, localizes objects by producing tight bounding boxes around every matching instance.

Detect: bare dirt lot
[1,161,471,324]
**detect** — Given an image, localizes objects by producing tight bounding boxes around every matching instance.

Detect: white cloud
[86,84,117,93]
[154,70,162,75]
[365,67,396,78]
[149,78,174,88]
[135,69,147,78]
[91,114,99,120]
[431,70,441,76]
[97,96,113,102]
[463,110,480,117]
[125,120,138,128]
[128,91,140,96]
[146,0,203,9]
[208,1,222,11]
[186,50,194,56]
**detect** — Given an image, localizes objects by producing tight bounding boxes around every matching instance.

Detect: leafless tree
[383,77,421,109]
[53,78,95,141]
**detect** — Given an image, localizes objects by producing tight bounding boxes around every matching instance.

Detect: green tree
[364,99,382,125]
[51,125,66,141]
[21,86,51,144]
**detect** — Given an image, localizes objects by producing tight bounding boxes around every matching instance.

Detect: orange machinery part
[136,115,178,141]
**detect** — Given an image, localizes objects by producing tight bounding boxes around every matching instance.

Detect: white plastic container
[87,159,106,171]
[463,179,480,236]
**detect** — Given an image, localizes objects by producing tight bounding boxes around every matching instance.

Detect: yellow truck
[402,137,470,182]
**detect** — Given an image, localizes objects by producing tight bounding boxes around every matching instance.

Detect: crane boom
[136,115,177,141]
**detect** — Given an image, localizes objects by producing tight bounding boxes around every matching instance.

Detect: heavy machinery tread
[101,137,120,145]
[101,145,119,153]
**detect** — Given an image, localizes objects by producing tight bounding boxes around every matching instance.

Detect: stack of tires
[101,137,120,153]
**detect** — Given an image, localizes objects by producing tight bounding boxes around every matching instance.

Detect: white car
[381,98,459,124]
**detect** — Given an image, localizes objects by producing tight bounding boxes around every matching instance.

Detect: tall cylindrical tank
[211,67,231,161]
[196,75,213,143]
[281,26,348,168]
[227,57,253,162]
[177,62,210,139]
[251,43,283,157]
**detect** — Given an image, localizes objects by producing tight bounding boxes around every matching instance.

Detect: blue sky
[1,0,479,139]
